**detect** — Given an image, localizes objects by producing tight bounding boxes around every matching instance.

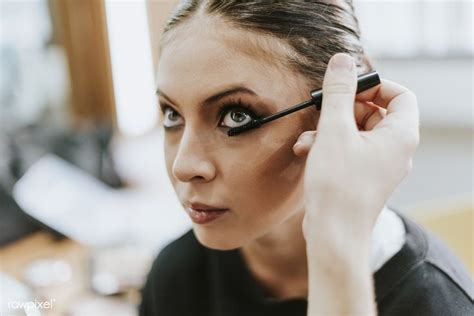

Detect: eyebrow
[156,86,258,108]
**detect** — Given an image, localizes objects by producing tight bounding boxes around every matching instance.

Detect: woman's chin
[193,228,243,250]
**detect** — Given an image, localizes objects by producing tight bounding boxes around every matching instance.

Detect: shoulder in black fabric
[374,207,474,315]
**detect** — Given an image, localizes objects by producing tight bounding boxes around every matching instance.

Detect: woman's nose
[171,130,217,183]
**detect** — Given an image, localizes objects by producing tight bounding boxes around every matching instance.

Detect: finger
[317,53,358,135]
[353,101,386,131]
[357,79,419,136]
[293,131,317,157]
[353,101,380,130]
[355,79,409,109]
[377,93,420,155]
[364,106,386,131]
[375,89,419,135]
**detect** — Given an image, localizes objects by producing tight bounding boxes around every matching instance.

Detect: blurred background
[0,0,472,315]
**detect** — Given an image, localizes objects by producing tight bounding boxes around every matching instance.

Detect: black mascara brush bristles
[227,119,262,136]
[227,98,314,137]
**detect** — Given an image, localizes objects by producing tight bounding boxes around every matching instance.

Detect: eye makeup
[217,98,264,128]
[227,71,381,136]
[158,95,271,131]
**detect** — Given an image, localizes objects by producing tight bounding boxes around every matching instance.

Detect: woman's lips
[186,203,229,224]
[189,202,227,212]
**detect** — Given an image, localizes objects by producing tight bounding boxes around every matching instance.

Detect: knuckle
[298,131,316,144]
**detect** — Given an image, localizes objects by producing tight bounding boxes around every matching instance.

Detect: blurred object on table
[0,230,146,316]
[0,123,123,246]
[24,259,72,288]
[0,273,37,315]
[0,231,89,316]
[12,154,126,247]
[90,246,153,296]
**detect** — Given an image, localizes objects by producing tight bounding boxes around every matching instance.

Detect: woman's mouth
[186,203,229,224]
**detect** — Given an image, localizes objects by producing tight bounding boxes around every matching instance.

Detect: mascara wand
[227,71,380,137]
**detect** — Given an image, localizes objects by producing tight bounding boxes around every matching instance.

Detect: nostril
[172,159,216,183]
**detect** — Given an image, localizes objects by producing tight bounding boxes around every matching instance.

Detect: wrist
[303,208,377,316]
[306,232,371,271]
[306,244,375,316]
[303,211,373,250]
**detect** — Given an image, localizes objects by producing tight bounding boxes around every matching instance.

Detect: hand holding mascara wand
[284,53,419,315]
[228,71,381,136]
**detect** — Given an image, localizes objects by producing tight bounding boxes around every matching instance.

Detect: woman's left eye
[219,107,254,128]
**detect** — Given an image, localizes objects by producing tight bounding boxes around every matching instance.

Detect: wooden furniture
[146,0,178,72]
[0,232,89,316]
[0,232,142,315]
[49,0,116,126]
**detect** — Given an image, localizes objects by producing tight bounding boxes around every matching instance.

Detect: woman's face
[156,18,317,250]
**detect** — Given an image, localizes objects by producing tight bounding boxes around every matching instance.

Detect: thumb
[317,53,358,135]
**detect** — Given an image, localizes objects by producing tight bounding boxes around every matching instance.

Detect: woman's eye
[220,108,253,128]
[162,107,184,128]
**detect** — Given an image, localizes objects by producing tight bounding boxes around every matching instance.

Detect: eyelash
[160,99,261,130]
[217,98,260,126]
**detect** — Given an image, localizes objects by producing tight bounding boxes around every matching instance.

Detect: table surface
[0,231,89,316]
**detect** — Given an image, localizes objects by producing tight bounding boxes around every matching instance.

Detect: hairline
[160,14,313,93]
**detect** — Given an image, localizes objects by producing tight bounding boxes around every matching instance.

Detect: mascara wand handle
[310,71,380,111]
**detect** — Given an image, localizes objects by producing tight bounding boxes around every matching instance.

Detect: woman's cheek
[239,143,302,214]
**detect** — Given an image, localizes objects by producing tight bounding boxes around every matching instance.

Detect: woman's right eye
[162,107,184,128]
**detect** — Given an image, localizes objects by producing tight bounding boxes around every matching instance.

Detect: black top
[139,209,473,315]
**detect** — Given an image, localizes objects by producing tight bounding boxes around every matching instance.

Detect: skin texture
[157,17,317,298]
[300,53,419,316]
[156,16,420,308]
[157,19,313,248]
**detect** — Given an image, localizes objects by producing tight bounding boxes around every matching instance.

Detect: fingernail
[330,53,353,71]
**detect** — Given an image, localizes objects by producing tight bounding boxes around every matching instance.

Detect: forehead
[156,17,308,104]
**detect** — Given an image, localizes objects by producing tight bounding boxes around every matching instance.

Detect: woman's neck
[240,208,309,300]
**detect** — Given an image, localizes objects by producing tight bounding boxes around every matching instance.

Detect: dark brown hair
[161,0,373,88]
